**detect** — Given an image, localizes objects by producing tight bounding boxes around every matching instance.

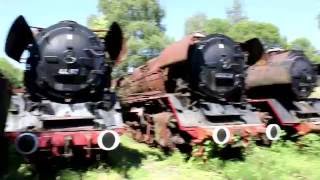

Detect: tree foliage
[185,2,320,63]
[203,18,232,35]
[184,13,207,34]
[226,0,248,24]
[184,1,284,47]
[0,58,23,88]
[227,20,286,48]
[289,38,320,63]
[185,16,284,48]
[96,0,165,29]
[88,0,172,77]
[289,38,314,53]
[185,17,232,35]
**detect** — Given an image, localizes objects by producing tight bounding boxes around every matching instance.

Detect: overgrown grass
[4,134,320,180]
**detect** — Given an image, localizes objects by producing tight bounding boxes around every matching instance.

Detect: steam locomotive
[245,48,320,134]
[3,16,125,160]
[116,33,281,154]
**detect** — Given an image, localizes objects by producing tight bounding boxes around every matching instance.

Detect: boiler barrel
[245,51,316,99]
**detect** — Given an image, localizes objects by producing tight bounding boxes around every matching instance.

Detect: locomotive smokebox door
[189,34,246,101]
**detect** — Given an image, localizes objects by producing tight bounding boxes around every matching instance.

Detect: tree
[185,14,286,48]
[184,13,207,34]
[289,38,314,52]
[185,16,232,35]
[289,38,320,63]
[96,0,165,29]
[226,0,248,24]
[227,20,286,48]
[203,18,231,34]
[88,0,172,77]
[87,14,109,37]
[0,58,23,88]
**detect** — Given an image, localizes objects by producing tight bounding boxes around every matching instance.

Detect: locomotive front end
[189,34,246,101]
[4,15,125,159]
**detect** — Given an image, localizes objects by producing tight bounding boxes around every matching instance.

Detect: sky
[1,0,320,67]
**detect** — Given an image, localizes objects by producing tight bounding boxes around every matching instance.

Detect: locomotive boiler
[116,33,280,153]
[245,48,320,134]
[4,15,125,160]
[246,49,317,100]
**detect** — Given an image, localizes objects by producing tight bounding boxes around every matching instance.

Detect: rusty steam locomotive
[245,48,320,134]
[3,15,125,161]
[116,33,281,153]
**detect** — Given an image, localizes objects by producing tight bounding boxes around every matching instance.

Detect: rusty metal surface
[120,93,270,151]
[120,91,269,145]
[117,66,168,99]
[153,112,174,148]
[117,33,202,99]
[116,34,276,150]
[148,34,199,71]
[117,69,167,98]
[248,99,300,125]
[246,51,293,89]
[295,122,320,135]
[12,88,25,94]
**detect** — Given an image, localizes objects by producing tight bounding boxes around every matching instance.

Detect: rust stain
[295,122,320,135]
[246,51,295,89]
[153,112,173,147]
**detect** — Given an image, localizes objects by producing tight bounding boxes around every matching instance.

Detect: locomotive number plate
[58,69,79,75]
[215,73,234,79]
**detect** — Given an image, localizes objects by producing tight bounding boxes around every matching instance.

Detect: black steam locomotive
[4,16,124,159]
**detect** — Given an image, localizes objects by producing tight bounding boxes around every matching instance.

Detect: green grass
[4,134,320,180]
